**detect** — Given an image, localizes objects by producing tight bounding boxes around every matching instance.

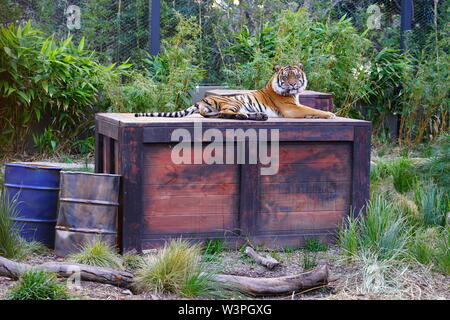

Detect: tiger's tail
[134,105,199,118]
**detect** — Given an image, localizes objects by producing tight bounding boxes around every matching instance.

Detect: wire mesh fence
[1,0,448,80]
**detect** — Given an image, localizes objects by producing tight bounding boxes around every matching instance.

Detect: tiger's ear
[273,65,281,72]
[296,63,304,70]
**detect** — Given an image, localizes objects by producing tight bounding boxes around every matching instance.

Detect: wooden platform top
[96,113,371,127]
[205,89,333,98]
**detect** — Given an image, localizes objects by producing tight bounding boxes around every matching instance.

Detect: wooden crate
[205,89,333,112]
[95,113,371,252]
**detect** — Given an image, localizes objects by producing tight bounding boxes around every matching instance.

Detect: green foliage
[408,227,450,275]
[425,134,450,190]
[202,239,227,256]
[304,238,328,252]
[414,182,449,227]
[339,213,360,260]
[224,10,372,115]
[338,194,411,261]
[69,238,123,270]
[7,269,69,300]
[0,187,22,258]
[364,49,412,123]
[112,13,204,113]
[134,239,222,297]
[0,21,127,154]
[122,251,145,271]
[399,30,449,145]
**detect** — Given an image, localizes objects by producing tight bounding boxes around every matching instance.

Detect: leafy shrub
[134,239,221,297]
[69,238,123,270]
[113,13,204,113]
[0,21,127,154]
[7,269,69,300]
[224,10,372,114]
[302,253,318,271]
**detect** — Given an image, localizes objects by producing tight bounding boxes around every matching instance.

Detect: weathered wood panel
[258,142,351,234]
[142,144,240,236]
[143,214,238,234]
[258,211,346,233]
[94,111,371,252]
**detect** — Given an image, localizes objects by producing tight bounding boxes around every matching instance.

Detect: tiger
[134,64,336,121]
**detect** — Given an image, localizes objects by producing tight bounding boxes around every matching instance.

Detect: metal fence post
[400,0,413,51]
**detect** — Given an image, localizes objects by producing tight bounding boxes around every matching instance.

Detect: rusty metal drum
[54,171,120,256]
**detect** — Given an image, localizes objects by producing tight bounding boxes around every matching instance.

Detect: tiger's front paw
[325,112,336,119]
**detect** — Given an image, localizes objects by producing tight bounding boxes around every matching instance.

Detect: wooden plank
[96,113,370,126]
[143,126,353,143]
[143,195,239,215]
[205,89,333,98]
[144,184,239,196]
[239,164,260,236]
[143,143,237,165]
[143,164,239,185]
[143,214,238,234]
[351,125,372,218]
[94,120,103,173]
[258,211,346,232]
[120,127,143,253]
[97,118,119,140]
[261,181,351,194]
[102,136,111,174]
[277,142,351,164]
[260,193,350,213]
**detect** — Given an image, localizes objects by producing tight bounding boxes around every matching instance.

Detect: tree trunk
[212,264,329,296]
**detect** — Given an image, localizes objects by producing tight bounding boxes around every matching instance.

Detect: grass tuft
[390,159,417,194]
[7,269,69,300]
[304,237,328,252]
[122,250,145,271]
[0,187,23,258]
[69,238,123,270]
[414,182,448,227]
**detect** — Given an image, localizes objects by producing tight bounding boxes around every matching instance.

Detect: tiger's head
[269,64,307,97]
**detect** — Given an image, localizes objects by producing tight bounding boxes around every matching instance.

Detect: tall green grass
[7,269,69,300]
[339,194,411,261]
[0,187,23,258]
[414,182,449,227]
[390,159,417,194]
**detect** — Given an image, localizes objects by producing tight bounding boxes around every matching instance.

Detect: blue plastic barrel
[4,163,61,247]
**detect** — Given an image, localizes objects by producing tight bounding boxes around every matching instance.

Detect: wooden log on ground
[0,256,134,290]
[244,246,280,270]
[0,256,328,296]
[212,264,329,296]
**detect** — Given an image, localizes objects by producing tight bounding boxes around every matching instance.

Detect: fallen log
[244,247,280,270]
[0,256,328,296]
[212,264,329,296]
[0,256,134,290]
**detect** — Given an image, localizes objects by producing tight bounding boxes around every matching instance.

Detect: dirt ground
[1,246,448,300]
